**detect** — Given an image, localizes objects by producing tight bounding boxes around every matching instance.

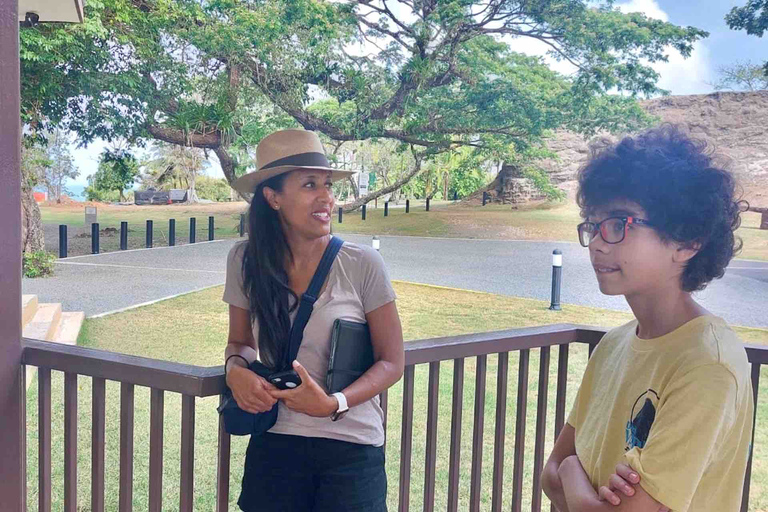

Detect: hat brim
[231,166,357,196]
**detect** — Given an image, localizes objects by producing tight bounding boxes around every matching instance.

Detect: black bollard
[406,200,410,213]
[482,191,487,206]
[426,198,430,212]
[549,249,563,311]
[453,191,458,201]
[239,214,245,237]
[59,225,68,258]
[120,222,128,250]
[338,207,343,224]
[91,223,100,254]
[146,220,153,248]
[362,205,366,221]
[384,202,389,217]
[169,219,176,246]
[190,217,196,244]
[208,216,215,241]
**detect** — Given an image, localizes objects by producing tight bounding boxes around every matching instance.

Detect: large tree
[86,149,140,202]
[21,0,708,212]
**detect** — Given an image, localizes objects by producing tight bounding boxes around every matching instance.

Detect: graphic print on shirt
[625,389,660,451]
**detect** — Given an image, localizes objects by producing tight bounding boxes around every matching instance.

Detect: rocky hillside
[540,90,768,205]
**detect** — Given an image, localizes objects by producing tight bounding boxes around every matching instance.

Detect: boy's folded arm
[558,456,669,512]
[542,424,577,512]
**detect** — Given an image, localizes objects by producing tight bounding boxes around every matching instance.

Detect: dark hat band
[260,152,330,170]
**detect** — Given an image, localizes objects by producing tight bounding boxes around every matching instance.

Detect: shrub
[23,251,56,278]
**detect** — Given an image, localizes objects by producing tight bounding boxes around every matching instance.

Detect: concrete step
[22,304,85,391]
[53,312,85,346]
[22,295,38,330]
[22,303,62,342]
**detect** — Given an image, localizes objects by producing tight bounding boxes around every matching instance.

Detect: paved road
[22,235,768,328]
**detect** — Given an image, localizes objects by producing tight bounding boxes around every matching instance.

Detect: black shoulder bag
[218,236,344,436]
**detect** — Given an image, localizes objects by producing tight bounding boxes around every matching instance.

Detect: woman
[223,129,404,512]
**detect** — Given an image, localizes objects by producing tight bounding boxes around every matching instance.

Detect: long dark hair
[242,173,298,370]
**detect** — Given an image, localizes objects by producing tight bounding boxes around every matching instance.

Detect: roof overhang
[18,0,84,24]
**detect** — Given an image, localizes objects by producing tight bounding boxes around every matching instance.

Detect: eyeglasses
[577,216,653,247]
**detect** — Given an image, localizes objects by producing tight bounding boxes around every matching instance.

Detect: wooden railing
[20,324,766,512]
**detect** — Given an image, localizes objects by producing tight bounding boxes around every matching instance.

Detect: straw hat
[231,129,356,195]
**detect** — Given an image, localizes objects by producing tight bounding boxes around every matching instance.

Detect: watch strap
[330,392,348,421]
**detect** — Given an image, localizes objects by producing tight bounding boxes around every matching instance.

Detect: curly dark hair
[577,124,746,292]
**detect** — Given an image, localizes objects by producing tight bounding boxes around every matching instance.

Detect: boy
[542,125,754,512]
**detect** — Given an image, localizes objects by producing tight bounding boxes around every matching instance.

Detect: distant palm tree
[141,142,209,203]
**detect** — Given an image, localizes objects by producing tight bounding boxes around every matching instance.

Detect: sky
[67,0,767,191]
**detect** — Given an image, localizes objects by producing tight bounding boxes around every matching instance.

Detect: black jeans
[238,433,387,512]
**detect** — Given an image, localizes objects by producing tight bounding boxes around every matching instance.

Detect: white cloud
[617,0,668,21]
[70,139,107,186]
[616,0,714,95]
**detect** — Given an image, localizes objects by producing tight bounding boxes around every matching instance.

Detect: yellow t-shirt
[567,316,754,512]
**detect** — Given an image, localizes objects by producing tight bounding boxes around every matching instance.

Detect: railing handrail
[22,325,768,397]
[22,338,225,397]
[404,324,606,365]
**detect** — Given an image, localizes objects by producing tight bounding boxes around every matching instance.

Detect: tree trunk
[347,176,359,200]
[343,157,423,211]
[21,185,45,253]
[214,145,250,202]
[186,173,199,203]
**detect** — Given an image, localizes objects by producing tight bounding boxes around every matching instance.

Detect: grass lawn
[41,200,768,261]
[24,282,768,511]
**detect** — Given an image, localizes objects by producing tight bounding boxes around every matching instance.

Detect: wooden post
[0,2,26,509]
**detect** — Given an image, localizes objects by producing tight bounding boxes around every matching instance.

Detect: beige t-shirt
[222,239,397,447]
[567,316,754,511]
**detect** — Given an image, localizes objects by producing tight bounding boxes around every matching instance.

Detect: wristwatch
[330,392,349,422]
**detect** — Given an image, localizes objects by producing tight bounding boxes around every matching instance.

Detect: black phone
[268,369,302,390]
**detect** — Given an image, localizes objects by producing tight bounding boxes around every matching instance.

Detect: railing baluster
[491,352,509,512]
[92,377,106,512]
[22,365,27,512]
[552,344,569,512]
[512,349,530,512]
[741,362,761,512]
[554,344,569,440]
[119,383,135,512]
[149,388,165,512]
[39,368,52,512]
[470,354,487,512]
[180,394,196,512]
[532,347,551,512]
[447,358,465,512]
[398,365,415,512]
[64,372,77,512]
[423,362,440,512]
[216,412,231,512]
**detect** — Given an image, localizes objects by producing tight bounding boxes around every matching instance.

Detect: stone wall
[539,90,768,205]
